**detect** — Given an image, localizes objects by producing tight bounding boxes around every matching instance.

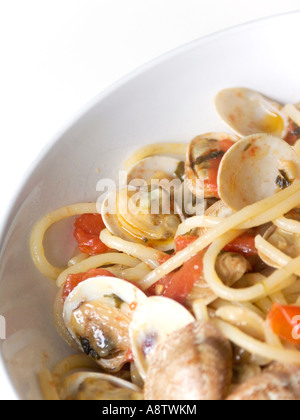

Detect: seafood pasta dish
[31,88,300,400]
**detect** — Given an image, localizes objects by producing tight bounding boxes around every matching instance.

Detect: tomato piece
[268,303,300,346]
[223,231,258,256]
[74,213,109,255]
[62,268,116,301]
[148,250,206,305]
[175,230,258,258]
[161,251,206,304]
[284,121,300,146]
[175,234,198,252]
[204,139,234,197]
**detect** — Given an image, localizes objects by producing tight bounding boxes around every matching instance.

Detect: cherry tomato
[62,268,116,301]
[268,303,300,346]
[174,234,198,252]
[74,213,109,255]
[223,231,258,256]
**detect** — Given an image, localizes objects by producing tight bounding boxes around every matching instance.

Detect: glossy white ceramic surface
[0,12,300,399]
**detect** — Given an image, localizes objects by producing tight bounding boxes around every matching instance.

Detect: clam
[218,133,300,211]
[196,200,233,237]
[101,185,182,251]
[258,209,300,270]
[284,104,300,145]
[144,321,232,400]
[63,276,147,372]
[185,132,237,199]
[58,371,142,400]
[129,296,195,380]
[215,87,288,138]
[126,155,182,185]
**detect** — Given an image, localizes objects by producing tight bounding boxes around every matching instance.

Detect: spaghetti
[30,89,300,401]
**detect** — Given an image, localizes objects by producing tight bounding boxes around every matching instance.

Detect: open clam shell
[185,132,238,199]
[63,276,147,371]
[126,155,182,185]
[218,133,300,211]
[101,185,182,251]
[215,87,288,138]
[258,223,300,269]
[129,296,195,380]
[59,371,142,400]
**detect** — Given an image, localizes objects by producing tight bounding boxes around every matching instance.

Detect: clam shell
[215,87,288,138]
[185,132,238,199]
[258,224,300,270]
[101,186,182,251]
[63,276,147,369]
[129,296,195,380]
[127,156,181,185]
[59,371,142,400]
[218,133,300,211]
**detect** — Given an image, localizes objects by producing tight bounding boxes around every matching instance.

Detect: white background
[0,0,300,399]
[1,0,300,225]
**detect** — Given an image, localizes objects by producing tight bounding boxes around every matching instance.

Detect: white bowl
[1,12,300,400]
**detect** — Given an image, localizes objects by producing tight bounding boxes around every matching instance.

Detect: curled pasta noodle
[140,180,300,290]
[215,305,265,341]
[56,252,139,287]
[52,354,99,383]
[273,216,300,234]
[175,215,220,237]
[254,297,273,316]
[192,299,210,322]
[214,319,300,365]
[255,235,300,276]
[264,319,284,349]
[269,292,287,305]
[100,229,167,269]
[67,253,88,267]
[203,230,298,302]
[211,298,266,319]
[30,203,97,280]
[124,142,187,170]
[106,262,152,283]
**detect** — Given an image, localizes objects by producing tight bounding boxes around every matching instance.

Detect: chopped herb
[142,237,149,243]
[175,161,185,182]
[244,143,252,152]
[193,150,225,168]
[104,293,124,309]
[276,169,291,190]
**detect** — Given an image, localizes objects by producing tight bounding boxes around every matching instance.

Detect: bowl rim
[0,9,299,400]
[1,9,299,244]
